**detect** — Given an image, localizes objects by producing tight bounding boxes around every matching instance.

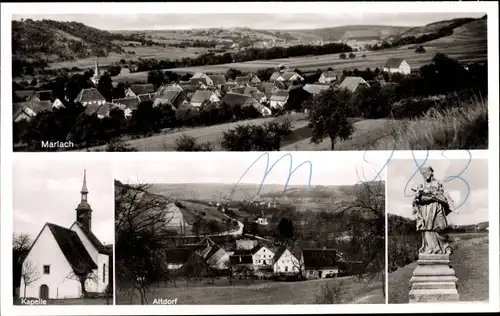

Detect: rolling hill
[288,25,410,41]
[396,16,483,39]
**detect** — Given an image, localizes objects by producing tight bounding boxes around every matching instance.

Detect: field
[116,275,384,304]
[388,232,489,303]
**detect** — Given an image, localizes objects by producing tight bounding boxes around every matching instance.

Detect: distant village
[13,57,411,123]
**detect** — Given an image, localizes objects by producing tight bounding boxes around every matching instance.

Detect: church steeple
[76,169,92,231]
[94,60,101,78]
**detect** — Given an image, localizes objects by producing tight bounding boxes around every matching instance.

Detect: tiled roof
[130,84,155,95]
[302,249,337,269]
[280,72,301,81]
[190,90,213,104]
[321,71,337,78]
[270,72,282,81]
[137,93,158,103]
[165,247,195,264]
[84,102,114,116]
[303,84,332,95]
[112,97,140,110]
[270,90,289,101]
[157,89,183,104]
[47,223,97,274]
[338,76,369,92]
[74,88,106,104]
[272,246,287,262]
[207,74,227,85]
[191,72,206,79]
[189,78,210,86]
[384,58,405,69]
[73,222,109,254]
[235,76,250,85]
[221,92,251,107]
[221,82,238,92]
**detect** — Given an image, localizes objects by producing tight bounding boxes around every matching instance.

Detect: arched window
[103,264,106,282]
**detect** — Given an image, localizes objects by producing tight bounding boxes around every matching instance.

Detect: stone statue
[411,166,456,254]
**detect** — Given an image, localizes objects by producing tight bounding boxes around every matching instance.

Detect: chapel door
[39,284,49,299]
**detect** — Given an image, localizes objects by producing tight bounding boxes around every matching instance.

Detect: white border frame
[2,1,499,315]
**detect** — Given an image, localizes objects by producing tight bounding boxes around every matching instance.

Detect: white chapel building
[20,170,111,299]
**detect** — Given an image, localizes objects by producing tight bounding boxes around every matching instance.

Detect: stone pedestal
[409,253,459,303]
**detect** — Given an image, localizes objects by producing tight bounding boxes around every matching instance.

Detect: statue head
[419,166,434,182]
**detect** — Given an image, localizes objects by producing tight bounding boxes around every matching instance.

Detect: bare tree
[334,180,386,298]
[21,259,41,298]
[13,233,33,298]
[223,259,235,285]
[66,270,98,298]
[115,181,175,304]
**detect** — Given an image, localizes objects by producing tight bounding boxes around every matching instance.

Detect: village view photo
[11,11,488,152]
[113,152,386,304]
[12,159,115,305]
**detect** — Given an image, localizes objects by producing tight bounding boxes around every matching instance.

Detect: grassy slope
[388,234,489,303]
[116,276,384,304]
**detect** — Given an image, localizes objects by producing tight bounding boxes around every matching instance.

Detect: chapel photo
[12,159,114,305]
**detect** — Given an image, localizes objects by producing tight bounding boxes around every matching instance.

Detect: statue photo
[411,166,457,254]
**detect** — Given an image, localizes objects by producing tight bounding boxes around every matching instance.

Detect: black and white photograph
[10,10,488,152]
[387,158,489,303]
[12,159,114,305]
[113,152,386,304]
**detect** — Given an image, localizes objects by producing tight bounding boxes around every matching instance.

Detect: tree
[349,52,356,59]
[277,217,296,246]
[308,88,355,150]
[20,259,41,298]
[66,270,98,298]
[115,182,175,304]
[339,53,347,59]
[335,180,386,298]
[415,45,426,53]
[13,233,33,297]
[97,73,114,101]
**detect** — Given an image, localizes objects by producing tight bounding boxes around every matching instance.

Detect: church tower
[91,60,101,85]
[76,169,93,231]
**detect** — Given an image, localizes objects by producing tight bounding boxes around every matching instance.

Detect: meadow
[116,275,384,305]
[388,232,489,303]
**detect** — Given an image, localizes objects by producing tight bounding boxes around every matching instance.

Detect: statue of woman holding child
[412,166,457,254]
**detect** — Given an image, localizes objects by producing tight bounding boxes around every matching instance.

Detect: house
[269,90,289,109]
[200,244,230,270]
[84,102,116,119]
[303,84,332,96]
[250,75,261,84]
[20,170,110,299]
[189,78,211,88]
[251,245,274,267]
[382,58,411,75]
[191,72,214,86]
[220,93,261,110]
[164,248,196,270]
[52,98,65,109]
[254,103,272,117]
[221,82,239,93]
[254,217,268,225]
[125,84,155,97]
[207,74,227,87]
[190,90,220,107]
[272,247,301,274]
[235,76,251,86]
[338,76,370,92]
[155,88,188,109]
[229,254,253,269]
[112,97,140,112]
[91,60,101,85]
[74,88,106,107]
[137,93,159,104]
[302,249,339,279]
[318,71,337,84]
[13,103,37,122]
[272,71,304,83]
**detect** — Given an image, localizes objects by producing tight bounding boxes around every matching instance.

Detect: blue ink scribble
[356,132,397,184]
[230,152,313,200]
[403,149,472,210]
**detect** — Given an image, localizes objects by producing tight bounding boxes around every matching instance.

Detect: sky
[387,159,488,226]
[13,159,114,245]
[12,12,486,31]
[114,152,387,186]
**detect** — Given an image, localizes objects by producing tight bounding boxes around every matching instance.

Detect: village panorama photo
[12,158,114,305]
[113,152,386,304]
[11,10,488,152]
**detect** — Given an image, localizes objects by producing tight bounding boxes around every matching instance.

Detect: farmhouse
[20,170,111,299]
[269,90,289,109]
[200,244,230,270]
[156,88,188,108]
[74,88,106,107]
[207,74,227,87]
[271,71,304,83]
[112,97,140,112]
[254,217,269,225]
[221,93,261,110]
[382,58,411,75]
[191,72,214,86]
[234,76,251,86]
[338,76,370,92]
[252,245,274,267]
[190,90,220,107]
[318,71,337,84]
[303,84,332,96]
[273,247,301,274]
[125,84,155,98]
[52,98,64,109]
[12,100,53,122]
[302,249,339,279]
[84,102,117,119]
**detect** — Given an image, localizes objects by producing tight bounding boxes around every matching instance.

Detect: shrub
[415,45,426,53]
[104,140,137,152]
[348,52,356,59]
[339,53,347,59]
[175,134,213,151]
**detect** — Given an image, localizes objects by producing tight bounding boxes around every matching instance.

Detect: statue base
[409,253,459,303]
